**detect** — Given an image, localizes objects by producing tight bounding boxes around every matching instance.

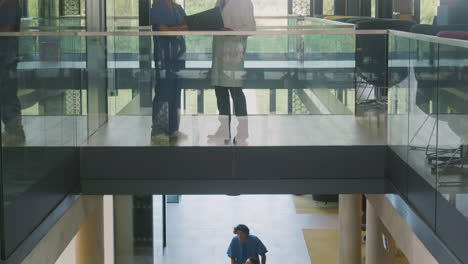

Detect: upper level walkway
[1,18,467,200]
[2,19,468,263]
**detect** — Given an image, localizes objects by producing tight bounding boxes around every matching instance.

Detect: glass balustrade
[1,29,388,150]
[387,30,468,261]
[6,25,468,262]
[0,27,389,259]
[101,31,384,147]
[0,32,83,257]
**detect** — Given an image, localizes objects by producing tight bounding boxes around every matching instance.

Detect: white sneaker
[208,115,231,145]
[233,116,248,146]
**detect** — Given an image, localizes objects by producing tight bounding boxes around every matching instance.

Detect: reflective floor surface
[85,114,386,147]
[153,195,338,264]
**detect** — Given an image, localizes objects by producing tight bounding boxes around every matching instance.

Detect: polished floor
[84,114,386,147]
[13,111,386,147]
[154,195,338,264]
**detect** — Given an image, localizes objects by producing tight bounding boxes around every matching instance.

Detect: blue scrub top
[151,1,187,73]
[227,235,268,264]
[151,1,186,28]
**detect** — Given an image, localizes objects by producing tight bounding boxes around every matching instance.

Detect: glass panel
[1,34,82,257]
[408,38,439,186]
[387,34,410,196]
[303,17,355,27]
[355,32,388,113]
[20,0,85,32]
[437,43,468,218]
[185,0,217,15]
[107,0,139,29]
[303,33,356,114]
[183,0,289,16]
[388,32,468,262]
[435,40,468,264]
[96,32,387,147]
[252,0,289,16]
[407,38,439,227]
[86,35,108,135]
[107,17,355,32]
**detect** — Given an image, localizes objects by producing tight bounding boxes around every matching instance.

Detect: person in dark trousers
[0,0,24,146]
[150,0,188,145]
[227,224,267,264]
[209,0,256,145]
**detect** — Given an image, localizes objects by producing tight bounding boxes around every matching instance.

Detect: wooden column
[114,196,135,264]
[76,196,104,264]
[338,194,362,264]
[365,199,387,264]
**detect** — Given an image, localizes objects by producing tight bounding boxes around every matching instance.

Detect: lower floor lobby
[51,195,415,264]
[157,195,337,264]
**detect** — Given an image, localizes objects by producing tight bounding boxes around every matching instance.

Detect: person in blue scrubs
[150,0,188,145]
[246,258,259,264]
[0,0,24,145]
[227,224,268,264]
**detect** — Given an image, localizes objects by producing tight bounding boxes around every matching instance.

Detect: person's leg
[167,72,181,135]
[1,74,25,146]
[152,78,170,137]
[2,74,21,130]
[1,62,23,133]
[229,87,248,144]
[0,38,24,146]
[209,86,231,142]
[152,38,170,139]
[214,86,231,116]
[229,87,247,117]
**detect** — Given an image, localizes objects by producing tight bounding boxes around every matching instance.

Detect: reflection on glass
[355,33,388,111]
[1,2,83,254]
[387,35,410,167]
[437,43,468,219]
[20,0,84,30]
[1,0,25,146]
[99,33,375,147]
[408,39,439,188]
[88,29,389,147]
[1,27,82,207]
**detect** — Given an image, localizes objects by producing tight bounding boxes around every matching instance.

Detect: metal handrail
[389,30,468,49]
[303,17,356,27]
[0,29,386,37]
